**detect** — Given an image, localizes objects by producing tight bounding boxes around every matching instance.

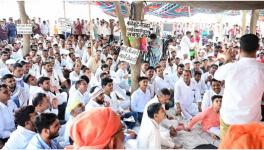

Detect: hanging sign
[17,24,33,34]
[126,20,151,38]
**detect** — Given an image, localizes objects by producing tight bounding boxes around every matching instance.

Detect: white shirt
[180,35,192,55]
[11,50,23,61]
[0,59,6,70]
[65,90,88,121]
[29,63,41,79]
[174,79,201,117]
[201,72,214,90]
[131,88,151,113]
[0,101,16,139]
[104,92,122,113]
[41,69,66,89]
[63,116,74,146]
[115,68,129,91]
[81,51,90,65]
[0,67,11,78]
[139,96,175,148]
[75,46,85,56]
[10,85,28,107]
[154,76,171,94]
[69,71,82,84]
[29,88,64,115]
[137,119,162,149]
[202,89,224,111]
[3,126,36,149]
[192,78,207,96]
[214,58,264,124]
[148,77,156,98]
[85,99,104,110]
[165,72,181,90]
[40,23,50,35]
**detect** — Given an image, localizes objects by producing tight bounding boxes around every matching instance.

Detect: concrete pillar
[250,9,260,34]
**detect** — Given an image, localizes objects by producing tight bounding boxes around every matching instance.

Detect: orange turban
[68,107,122,149]
[219,122,264,149]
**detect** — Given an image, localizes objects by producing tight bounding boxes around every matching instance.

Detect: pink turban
[69,107,122,149]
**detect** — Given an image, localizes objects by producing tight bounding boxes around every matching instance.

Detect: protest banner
[17,24,32,34]
[126,20,151,38]
[118,46,140,64]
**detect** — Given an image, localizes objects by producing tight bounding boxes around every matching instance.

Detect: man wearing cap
[0,58,15,78]
[201,64,218,90]
[85,86,109,110]
[64,100,84,146]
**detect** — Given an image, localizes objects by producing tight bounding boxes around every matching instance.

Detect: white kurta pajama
[174,79,201,120]
[137,119,162,149]
[138,96,176,148]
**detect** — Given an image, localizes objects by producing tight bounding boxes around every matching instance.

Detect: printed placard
[126,20,151,38]
[118,46,140,64]
[17,24,32,34]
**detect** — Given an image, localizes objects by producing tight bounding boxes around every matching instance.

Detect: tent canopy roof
[165,1,264,10]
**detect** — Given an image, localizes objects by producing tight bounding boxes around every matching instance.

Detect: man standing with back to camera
[214,34,264,138]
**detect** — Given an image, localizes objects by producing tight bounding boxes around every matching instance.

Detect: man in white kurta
[138,88,178,148]
[174,70,202,120]
[137,103,165,149]
[180,31,192,58]
[154,66,171,94]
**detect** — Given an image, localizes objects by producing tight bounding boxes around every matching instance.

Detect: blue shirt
[6,23,16,37]
[26,134,62,149]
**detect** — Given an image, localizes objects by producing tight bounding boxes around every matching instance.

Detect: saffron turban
[220,122,264,149]
[69,107,122,149]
